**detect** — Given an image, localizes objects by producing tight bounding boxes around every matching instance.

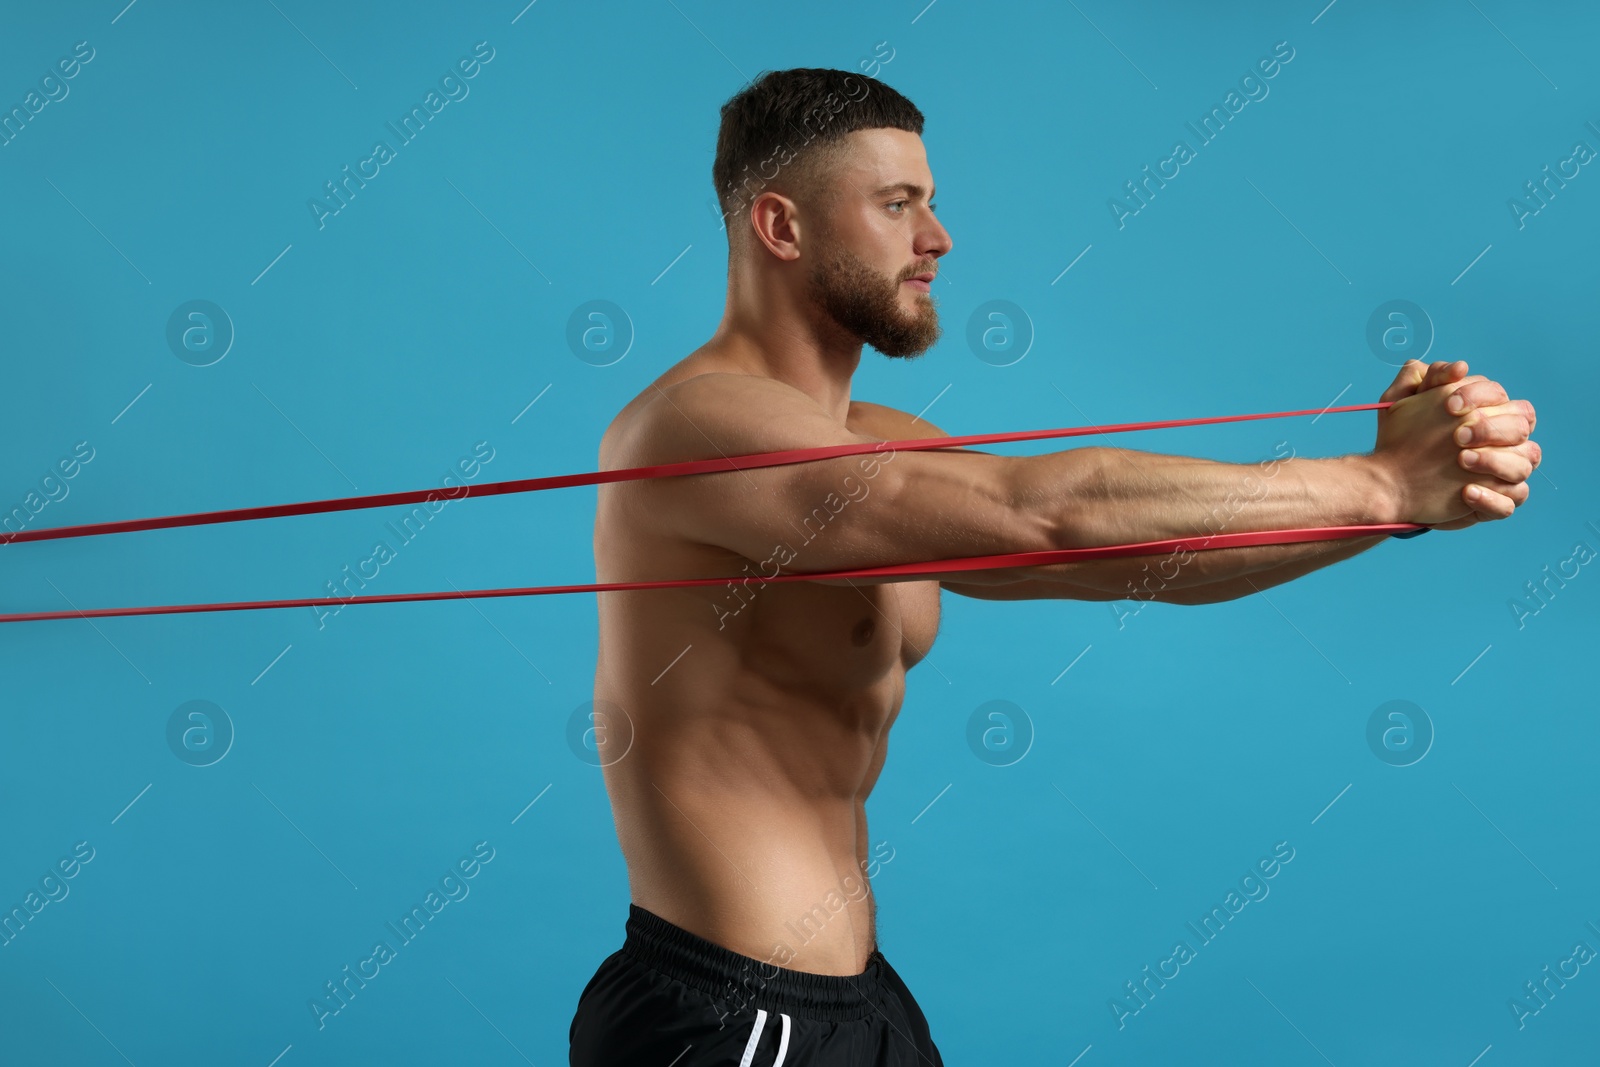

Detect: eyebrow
[872,181,936,201]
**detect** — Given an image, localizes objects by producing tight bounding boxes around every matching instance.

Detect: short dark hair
[712,68,924,247]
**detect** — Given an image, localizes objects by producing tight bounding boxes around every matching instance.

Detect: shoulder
[845,399,951,442]
[603,373,854,469]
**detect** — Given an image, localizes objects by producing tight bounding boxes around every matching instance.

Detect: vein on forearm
[1010,445,1390,595]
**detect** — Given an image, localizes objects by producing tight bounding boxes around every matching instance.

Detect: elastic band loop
[0,401,1394,547]
[0,400,1434,623]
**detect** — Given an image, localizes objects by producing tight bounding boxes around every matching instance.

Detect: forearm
[1152,532,1389,605]
[1002,445,1400,595]
[943,532,1393,602]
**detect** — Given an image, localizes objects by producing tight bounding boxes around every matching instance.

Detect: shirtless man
[567,68,1539,1066]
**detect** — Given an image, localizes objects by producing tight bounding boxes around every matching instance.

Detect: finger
[1382,360,1467,403]
[1484,429,1543,467]
[1455,408,1532,447]
[1475,476,1531,505]
[1460,445,1534,483]
[1379,360,1431,403]
[1473,398,1538,426]
[1463,482,1523,520]
[1509,396,1538,435]
[1473,438,1541,472]
[1445,384,1537,434]
[1444,377,1511,413]
[1420,360,1468,392]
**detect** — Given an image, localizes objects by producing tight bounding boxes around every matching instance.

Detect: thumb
[1378,360,1429,404]
[1379,359,1467,404]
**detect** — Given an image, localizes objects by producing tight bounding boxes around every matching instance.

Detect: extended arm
[939,360,1538,603]
[632,366,1533,597]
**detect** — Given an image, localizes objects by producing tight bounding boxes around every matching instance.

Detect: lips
[903,271,935,292]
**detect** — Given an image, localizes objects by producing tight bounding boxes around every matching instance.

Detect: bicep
[634,378,1054,580]
[660,446,1042,579]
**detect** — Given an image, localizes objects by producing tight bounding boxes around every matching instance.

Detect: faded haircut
[711,68,924,256]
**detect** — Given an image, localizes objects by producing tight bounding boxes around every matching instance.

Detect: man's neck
[712,285,862,423]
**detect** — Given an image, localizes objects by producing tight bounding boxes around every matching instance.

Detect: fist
[1377,359,1539,529]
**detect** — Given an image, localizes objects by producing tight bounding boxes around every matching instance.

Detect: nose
[918,211,952,261]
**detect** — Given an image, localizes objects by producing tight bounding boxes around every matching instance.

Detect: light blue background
[2,1,1596,1064]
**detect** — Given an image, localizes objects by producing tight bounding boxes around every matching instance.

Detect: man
[568,68,1538,1065]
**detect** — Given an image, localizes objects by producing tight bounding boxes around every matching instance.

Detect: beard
[805,237,941,359]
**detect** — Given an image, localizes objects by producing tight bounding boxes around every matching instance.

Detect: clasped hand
[1374,359,1540,530]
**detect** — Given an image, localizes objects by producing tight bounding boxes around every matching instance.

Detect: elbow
[1005,450,1094,554]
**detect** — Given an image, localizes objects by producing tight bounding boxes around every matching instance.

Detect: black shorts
[569,904,946,1066]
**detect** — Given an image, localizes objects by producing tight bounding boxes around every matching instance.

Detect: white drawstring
[737,1008,793,1067]
[738,1008,768,1067]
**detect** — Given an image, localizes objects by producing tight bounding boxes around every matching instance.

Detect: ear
[748,190,804,262]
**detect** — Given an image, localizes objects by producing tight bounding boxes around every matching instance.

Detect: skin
[591,128,1540,977]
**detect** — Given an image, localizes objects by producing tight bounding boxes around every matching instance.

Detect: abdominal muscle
[593,579,915,977]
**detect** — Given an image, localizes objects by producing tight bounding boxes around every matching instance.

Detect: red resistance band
[0,401,1425,623]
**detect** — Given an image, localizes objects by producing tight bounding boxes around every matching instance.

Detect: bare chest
[716,574,943,685]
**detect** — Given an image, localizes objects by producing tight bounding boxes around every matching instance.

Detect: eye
[887,200,907,213]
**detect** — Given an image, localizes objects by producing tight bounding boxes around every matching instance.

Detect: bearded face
[804,231,941,360]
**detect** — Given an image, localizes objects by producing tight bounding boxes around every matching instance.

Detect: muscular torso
[592,353,939,976]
